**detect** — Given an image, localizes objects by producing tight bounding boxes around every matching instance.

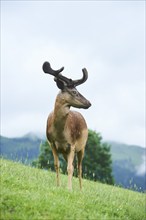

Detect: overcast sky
[1,1,145,147]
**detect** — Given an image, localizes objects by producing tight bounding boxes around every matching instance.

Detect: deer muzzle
[82,100,91,109]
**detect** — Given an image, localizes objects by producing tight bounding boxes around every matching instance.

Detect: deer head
[42,62,91,109]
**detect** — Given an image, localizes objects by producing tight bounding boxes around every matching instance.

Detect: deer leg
[67,145,75,190]
[77,149,84,190]
[52,147,60,187]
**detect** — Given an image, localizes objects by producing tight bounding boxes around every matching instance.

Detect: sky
[1,1,145,147]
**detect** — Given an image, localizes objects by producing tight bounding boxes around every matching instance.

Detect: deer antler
[42,62,64,76]
[73,68,88,87]
[42,62,73,87]
[42,61,88,88]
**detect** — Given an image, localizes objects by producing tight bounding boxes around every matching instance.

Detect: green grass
[0,159,145,220]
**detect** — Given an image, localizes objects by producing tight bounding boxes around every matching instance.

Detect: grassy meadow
[0,159,145,220]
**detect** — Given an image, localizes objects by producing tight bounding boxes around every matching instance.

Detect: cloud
[136,156,146,176]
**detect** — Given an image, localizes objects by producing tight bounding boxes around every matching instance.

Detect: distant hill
[0,133,145,192]
[109,141,145,167]
[0,133,42,163]
[109,141,145,192]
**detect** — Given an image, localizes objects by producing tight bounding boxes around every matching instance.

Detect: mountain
[0,133,43,163]
[23,132,46,140]
[109,141,145,192]
[0,133,145,192]
[109,141,145,167]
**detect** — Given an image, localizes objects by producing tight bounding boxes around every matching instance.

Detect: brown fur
[47,110,88,152]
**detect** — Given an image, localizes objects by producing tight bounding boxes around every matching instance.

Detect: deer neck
[53,93,70,130]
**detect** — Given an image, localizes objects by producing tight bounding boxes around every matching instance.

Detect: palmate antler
[42,61,88,88]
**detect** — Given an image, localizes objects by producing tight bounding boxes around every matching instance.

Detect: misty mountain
[0,133,42,163]
[109,141,145,192]
[109,141,145,167]
[0,133,145,192]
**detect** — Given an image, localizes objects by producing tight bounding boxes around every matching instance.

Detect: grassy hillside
[0,159,145,220]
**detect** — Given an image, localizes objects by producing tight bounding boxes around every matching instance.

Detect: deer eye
[72,91,79,97]
[72,91,77,95]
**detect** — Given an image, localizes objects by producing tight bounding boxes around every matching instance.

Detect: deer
[42,61,91,190]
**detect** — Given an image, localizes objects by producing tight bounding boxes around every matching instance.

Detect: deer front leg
[52,147,60,187]
[77,149,84,190]
[67,145,75,190]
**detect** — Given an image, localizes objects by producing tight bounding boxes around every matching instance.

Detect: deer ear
[56,79,65,90]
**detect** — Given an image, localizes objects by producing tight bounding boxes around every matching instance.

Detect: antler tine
[42,61,64,76]
[73,68,88,87]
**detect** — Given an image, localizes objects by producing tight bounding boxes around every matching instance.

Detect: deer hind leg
[52,147,60,187]
[77,149,84,190]
[67,145,75,190]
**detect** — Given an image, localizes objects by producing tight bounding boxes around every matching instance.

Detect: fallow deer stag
[42,61,91,190]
